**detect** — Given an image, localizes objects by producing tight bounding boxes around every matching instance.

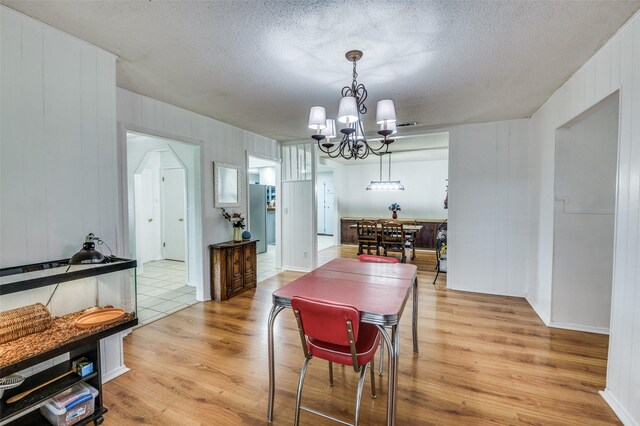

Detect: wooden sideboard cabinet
[209,240,258,301]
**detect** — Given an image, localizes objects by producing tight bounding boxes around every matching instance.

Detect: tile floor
[136,260,197,325]
[257,244,280,282]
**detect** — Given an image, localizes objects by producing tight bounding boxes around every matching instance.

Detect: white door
[324,192,334,235]
[162,168,186,261]
[136,168,157,264]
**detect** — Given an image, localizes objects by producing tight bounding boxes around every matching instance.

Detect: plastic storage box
[39,382,98,426]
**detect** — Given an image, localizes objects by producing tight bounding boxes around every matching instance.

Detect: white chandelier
[308,50,397,160]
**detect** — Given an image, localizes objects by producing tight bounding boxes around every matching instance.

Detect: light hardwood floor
[103,246,619,425]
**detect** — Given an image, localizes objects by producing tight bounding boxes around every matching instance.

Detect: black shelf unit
[0,324,139,425]
[0,258,137,425]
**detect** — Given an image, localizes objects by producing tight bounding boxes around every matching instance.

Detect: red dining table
[267,258,419,425]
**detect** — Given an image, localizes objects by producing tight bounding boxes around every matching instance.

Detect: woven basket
[0,303,52,345]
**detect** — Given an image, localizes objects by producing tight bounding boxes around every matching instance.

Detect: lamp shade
[376,99,396,124]
[69,241,105,264]
[337,96,358,123]
[308,106,327,130]
[321,119,336,138]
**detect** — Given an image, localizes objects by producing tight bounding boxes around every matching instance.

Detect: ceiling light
[309,50,397,160]
[366,153,404,191]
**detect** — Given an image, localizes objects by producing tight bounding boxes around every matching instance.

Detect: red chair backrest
[358,254,399,264]
[291,296,360,346]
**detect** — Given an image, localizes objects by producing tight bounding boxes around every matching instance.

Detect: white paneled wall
[116,88,279,300]
[528,11,640,425]
[0,5,123,383]
[333,160,449,220]
[0,7,117,267]
[281,180,313,271]
[448,119,530,297]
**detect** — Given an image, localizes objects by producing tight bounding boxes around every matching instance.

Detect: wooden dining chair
[404,220,418,260]
[291,296,381,426]
[356,220,379,256]
[380,221,406,263]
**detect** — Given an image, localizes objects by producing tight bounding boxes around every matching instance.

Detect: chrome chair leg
[354,363,368,426]
[328,361,334,386]
[294,357,312,426]
[369,360,377,399]
[378,340,384,376]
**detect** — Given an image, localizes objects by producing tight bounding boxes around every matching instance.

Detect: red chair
[291,296,381,426]
[358,254,399,264]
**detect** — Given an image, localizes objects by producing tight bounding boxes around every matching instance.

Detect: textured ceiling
[3,1,639,142]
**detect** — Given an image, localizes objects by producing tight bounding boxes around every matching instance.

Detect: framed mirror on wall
[214,162,241,208]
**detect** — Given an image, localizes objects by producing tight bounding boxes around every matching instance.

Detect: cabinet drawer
[244,272,256,289]
[230,276,244,293]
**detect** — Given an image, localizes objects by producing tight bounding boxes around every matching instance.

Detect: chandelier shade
[321,119,336,138]
[308,49,398,160]
[308,106,327,130]
[376,99,397,125]
[337,97,359,124]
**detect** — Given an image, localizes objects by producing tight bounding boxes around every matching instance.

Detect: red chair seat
[307,322,380,366]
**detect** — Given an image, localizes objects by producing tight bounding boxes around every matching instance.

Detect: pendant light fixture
[366,152,404,191]
[308,50,398,160]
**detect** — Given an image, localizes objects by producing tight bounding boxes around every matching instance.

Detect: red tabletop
[272,259,417,326]
[318,257,417,280]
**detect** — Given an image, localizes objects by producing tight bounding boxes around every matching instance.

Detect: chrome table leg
[267,304,285,422]
[377,324,398,426]
[413,277,419,353]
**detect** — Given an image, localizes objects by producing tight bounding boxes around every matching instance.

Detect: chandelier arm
[355,84,368,115]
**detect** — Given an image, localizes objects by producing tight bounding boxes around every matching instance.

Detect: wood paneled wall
[0,6,117,268]
[447,119,530,297]
[528,10,640,425]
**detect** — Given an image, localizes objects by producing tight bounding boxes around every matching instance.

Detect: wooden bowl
[74,308,125,329]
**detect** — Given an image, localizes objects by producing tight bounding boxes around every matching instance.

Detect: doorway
[551,92,619,334]
[247,155,281,282]
[316,166,336,252]
[127,132,199,325]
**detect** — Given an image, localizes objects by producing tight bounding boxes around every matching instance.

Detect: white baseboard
[525,295,551,326]
[549,321,609,335]
[101,365,130,383]
[600,389,639,426]
[282,266,311,273]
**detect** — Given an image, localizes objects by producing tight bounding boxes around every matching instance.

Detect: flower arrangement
[221,208,246,229]
[389,203,401,219]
